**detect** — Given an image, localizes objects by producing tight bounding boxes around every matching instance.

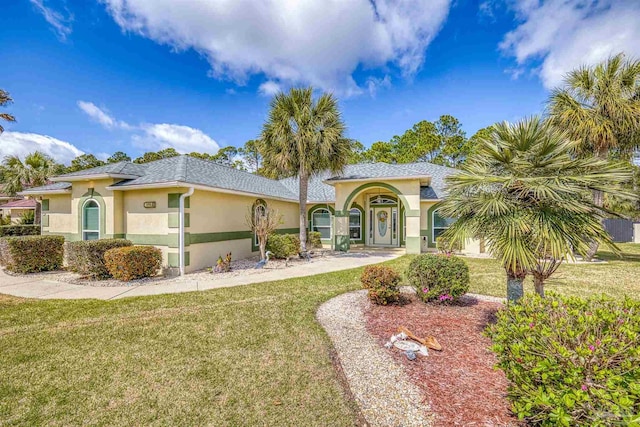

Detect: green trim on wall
[168,193,190,208]
[41,199,49,211]
[168,252,189,267]
[41,214,49,227]
[340,182,412,215]
[77,190,106,239]
[307,204,335,223]
[334,235,350,252]
[168,212,190,228]
[425,203,443,248]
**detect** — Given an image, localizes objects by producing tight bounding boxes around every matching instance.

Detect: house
[0,198,37,224]
[19,155,483,273]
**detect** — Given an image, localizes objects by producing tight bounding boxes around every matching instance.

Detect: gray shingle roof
[111,156,298,200]
[324,162,431,181]
[19,182,72,194]
[56,161,147,178]
[279,170,336,203]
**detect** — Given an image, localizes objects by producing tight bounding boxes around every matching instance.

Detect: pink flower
[529,322,535,329]
[439,294,453,301]
[596,339,601,346]
[422,288,429,293]
[589,345,595,352]
[581,384,588,391]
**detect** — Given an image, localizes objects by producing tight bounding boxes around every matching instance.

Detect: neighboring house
[0,199,37,224]
[19,155,483,273]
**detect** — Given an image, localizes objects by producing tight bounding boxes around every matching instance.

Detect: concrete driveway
[0,249,404,301]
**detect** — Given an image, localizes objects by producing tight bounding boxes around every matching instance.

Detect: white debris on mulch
[317,290,433,427]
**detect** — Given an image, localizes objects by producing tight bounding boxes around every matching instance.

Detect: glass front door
[373,207,392,246]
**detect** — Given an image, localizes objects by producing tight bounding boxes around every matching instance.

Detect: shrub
[214,252,232,273]
[406,254,469,303]
[486,293,640,426]
[0,225,40,237]
[0,235,64,273]
[266,233,300,259]
[19,210,35,225]
[67,239,133,279]
[435,235,461,254]
[104,246,162,281]
[307,231,323,249]
[361,265,401,305]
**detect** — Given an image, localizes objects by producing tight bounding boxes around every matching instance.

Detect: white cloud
[133,124,220,154]
[0,132,84,164]
[258,81,281,97]
[77,101,132,130]
[29,0,73,41]
[100,0,451,96]
[366,75,392,97]
[499,0,640,88]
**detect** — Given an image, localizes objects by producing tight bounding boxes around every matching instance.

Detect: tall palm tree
[548,53,640,258]
[1,151,60,196]
[261,87,348,254]
[438,117,634,301]
[0,89,16,134]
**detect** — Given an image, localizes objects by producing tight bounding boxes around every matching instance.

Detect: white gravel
[317,290,433,427]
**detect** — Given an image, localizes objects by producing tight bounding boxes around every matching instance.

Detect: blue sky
[1,0,639,165]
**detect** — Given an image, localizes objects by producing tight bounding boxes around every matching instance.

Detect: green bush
[266,233,300,259]
[19,210,35,225]
[104,246,162,281]
[361,265,401,305]
[435,235,461,254]
[406,254,469,303]
[0,225,40,236]
[486,293,640,426]
[0,235,64,273]
[67,239,133,278]
[307,231,323,249]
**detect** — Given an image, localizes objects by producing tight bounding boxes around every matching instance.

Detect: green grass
[1,244,638,426]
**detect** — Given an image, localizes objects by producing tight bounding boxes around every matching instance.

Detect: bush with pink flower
[406,254,470,303]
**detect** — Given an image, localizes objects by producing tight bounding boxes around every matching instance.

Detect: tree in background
[438,117,633,301]
[362,141,396,163]
[208,146,246,170]
[261,87,349,254]
[436,115,471,167]
[65,154,105,173]
[346,139,366,164]
[0,151,62,195]
[548,54,640,258]
[107,151,131,163]
[0,89,16,134]
[133,148,180,164]
[240,139,263,172]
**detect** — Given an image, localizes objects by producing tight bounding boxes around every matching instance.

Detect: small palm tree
[261,87,349,253]
[0,89,16,134]
[548,53,640,258]
[438,117,634,301]
[1,151,60,195]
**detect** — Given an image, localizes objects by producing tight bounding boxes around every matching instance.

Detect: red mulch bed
[365,294,521,427]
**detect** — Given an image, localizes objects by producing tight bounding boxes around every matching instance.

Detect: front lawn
[1,244,638,426]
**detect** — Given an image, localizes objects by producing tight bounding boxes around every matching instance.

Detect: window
[392,210,397,240]
[432,210,455,241]
[82,199,100,240]
[369,209,373,239]
[370,195,397,205]
[311,208,331,239]
[349,208,361,240]
[254,202,266,245]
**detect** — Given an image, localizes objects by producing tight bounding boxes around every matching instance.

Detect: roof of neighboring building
[23,156,455,202]
[0,199,37,209]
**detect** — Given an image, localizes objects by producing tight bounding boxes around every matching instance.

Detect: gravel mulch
[365,292,521,427]
[317,290,433,427]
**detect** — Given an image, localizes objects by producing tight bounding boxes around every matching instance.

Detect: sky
[2,0,640,165]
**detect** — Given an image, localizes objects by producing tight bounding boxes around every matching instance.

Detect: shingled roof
[52,161,147,179]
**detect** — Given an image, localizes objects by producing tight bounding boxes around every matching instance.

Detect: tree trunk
[506,273,524,302]
[299,173,309,254]
[34,199,41,226]
[259,237,266,261]
[533,275,544,298]
[586,149,607,260]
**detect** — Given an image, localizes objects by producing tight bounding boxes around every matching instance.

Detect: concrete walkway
[0,250,403,301]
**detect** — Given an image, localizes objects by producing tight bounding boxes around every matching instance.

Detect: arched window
[432,210,455,241]
[349,208,361,240]
[311,208,332,239]
[370,195,397,205]
[82,199,100,240]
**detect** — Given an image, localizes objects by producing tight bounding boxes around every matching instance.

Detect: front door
[373,207,392,245]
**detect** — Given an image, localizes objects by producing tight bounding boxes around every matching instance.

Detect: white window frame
[82,199,100,241]
[432,209,455,242]
[370,196,397,205]
[349,208,361,240]
[311,208,332,240]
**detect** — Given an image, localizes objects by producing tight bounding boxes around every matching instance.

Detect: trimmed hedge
[406,254,470,303]
[67,239,133,278]
[487,293,640,426]
[307,231,323,249]
[0,235,64,273]
[104,246,162,281]
[0,225,40,237]
[266,233,300,259]
[361,265,401,305]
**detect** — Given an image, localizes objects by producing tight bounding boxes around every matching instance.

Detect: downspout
[179,187,194,276]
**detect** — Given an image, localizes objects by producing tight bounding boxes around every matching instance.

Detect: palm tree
[1,151,60,195]
[548,53,640,258]
[0,89,16,134]
[437,117,634,301]
[261,87,348,254]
